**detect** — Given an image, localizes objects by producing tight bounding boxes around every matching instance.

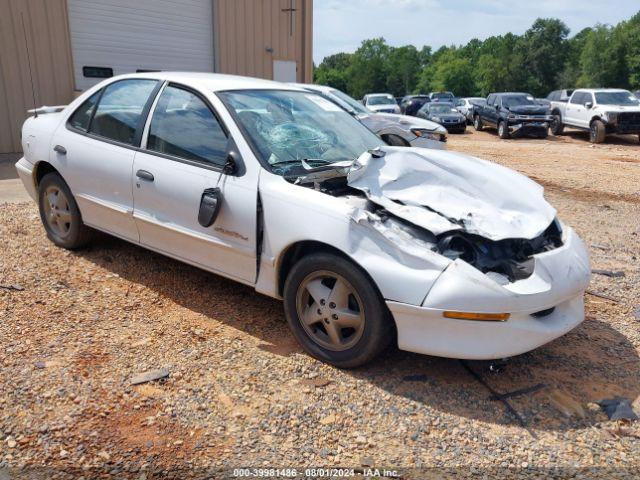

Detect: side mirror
[495,104,500,110]
[585,102,593,109]
[224,151,239,175]
[198,188,223,228]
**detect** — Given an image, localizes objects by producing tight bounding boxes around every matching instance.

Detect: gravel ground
[1,128,639,479]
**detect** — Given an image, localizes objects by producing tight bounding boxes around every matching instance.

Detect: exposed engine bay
[286,148,564,284]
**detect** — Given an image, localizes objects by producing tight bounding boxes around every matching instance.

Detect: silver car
[456,97,485,123]
[295,84,447,150]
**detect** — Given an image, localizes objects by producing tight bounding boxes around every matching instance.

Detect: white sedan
[16,73,591,368]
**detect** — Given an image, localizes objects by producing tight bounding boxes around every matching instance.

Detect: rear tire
[498,121,510,139]
[38,172,92,249]
[473,115,483,131]
[283,252,393,368]
[590,119,606,144]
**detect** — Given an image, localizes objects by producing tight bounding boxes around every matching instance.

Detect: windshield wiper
[271,158,334,167]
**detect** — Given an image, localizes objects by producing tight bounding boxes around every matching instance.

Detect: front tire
[473,115,483,131]
[590,119,606,143]
[38,172,92,249]
[283,252,393,368]
[498,121,510,139]
[550,113,564,135]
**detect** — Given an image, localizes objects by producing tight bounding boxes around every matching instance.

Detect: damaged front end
[290,147,565,285]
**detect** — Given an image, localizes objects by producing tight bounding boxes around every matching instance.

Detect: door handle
[136,170,154,182]
[53,145,67,155]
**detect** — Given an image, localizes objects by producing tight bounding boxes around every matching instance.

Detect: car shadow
[75,233,640,434]
[561,130,640,146]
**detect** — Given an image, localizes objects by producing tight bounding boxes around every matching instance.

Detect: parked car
[549,88,640,143]
[417,102,466,133]
[547,89,575,103]
[293,84,447,149]
[399,95,430,116]
[428,91,455,103]
[455,97,485,124]
[473,92,552,139]
[16,72,590,367]
[362,93,401,114]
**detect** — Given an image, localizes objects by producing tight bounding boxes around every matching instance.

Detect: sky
[313,0,640,63]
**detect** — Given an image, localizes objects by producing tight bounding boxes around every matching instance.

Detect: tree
[311,11,640,98]
[314,53,352,92]
[386,45,421,96]
[347,38,390,99]
[516,18,570,96]
[578,25,627,88]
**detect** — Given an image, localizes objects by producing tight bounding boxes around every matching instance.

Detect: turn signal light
[443,311,510,322]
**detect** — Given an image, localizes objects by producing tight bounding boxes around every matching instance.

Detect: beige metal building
[0,0,313,153]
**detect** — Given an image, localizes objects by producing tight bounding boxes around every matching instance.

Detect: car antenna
[21,12,38,118]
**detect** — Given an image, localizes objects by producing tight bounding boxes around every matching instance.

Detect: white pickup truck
[549,88,640,143]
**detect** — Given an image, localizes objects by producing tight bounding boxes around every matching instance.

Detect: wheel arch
[276,240,385,303]
[33,161,60,187]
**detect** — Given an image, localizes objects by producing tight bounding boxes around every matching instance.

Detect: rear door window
[147,85,228,166]
[68,91,101,131]
[89,79,158,145]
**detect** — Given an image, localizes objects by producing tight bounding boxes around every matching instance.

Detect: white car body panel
[17,72,591,361]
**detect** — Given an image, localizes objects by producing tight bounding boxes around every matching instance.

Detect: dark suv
[473,92,553,139]
[399,95,430,116]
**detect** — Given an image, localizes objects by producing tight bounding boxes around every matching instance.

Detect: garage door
[67,0,214,91]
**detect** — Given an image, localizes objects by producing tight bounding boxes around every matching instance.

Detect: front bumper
[507,120,549,135]
[389,227,591,359]
[15,157,37,202]
[442,121,466,132]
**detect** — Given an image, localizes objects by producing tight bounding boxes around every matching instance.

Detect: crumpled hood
[346,147,556,241]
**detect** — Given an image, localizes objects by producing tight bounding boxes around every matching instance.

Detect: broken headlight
[435,219,564,283]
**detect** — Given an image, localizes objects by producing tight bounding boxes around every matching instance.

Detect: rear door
[132,83,258,284]
[565,92,584,126]
[50,79,160,241]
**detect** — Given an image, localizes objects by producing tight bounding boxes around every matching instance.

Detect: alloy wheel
[295,270,365,351]
[43,185,72,238]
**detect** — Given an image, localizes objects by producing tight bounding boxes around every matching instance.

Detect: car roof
[493,92,530,97]
[574,88,630,93]
[105,72,305,92]
[289,82,331,93]
[366,93,394,97]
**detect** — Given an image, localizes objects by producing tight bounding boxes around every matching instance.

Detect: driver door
[132,83,258,284]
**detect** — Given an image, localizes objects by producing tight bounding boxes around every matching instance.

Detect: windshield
[329,88,370,114]
[219,90,383,174]
[432,93,453,100]
[430,104,454,114]
[503,95,535,107]
[595,91,640,106]
[367,95,395,105]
